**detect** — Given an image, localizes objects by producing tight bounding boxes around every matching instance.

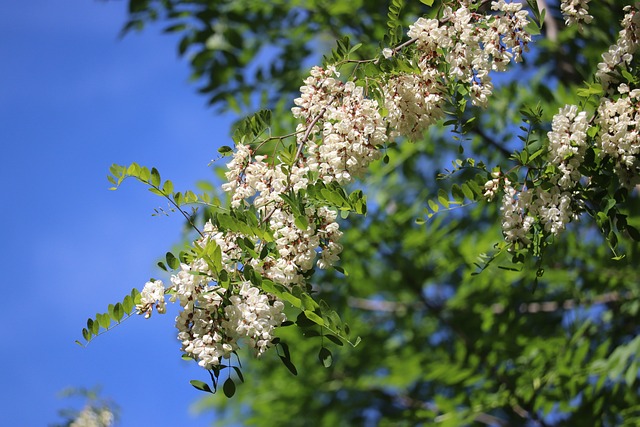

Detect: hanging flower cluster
[597,84,640,187]
[484,5,640,248]
[85,0,640,394]
[385,0,531,141]
[127,0,537,372]
[596,5,640,92]
[560,0,593,27]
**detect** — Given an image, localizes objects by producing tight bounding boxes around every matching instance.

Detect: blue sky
[1,1,235,425]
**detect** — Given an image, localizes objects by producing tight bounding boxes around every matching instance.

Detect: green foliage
[117,0,429,112]
[76,289,140,346]
[384,0,405,47]
[93,0,640,425]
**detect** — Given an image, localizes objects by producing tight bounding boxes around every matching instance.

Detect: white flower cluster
[533,187,577,236]
[500,180,535,245]
[264,206,343,284]
[500,182,579,245]
[547,104,590,189]
[134,221,288,369]
[560,0,593,27]
[138,1,537,369]
[483,171,502,201]
[384,70,446,141]
[136,279,166,318]
[596,6,640,92]
[596,84,640,186]
[402,1,530,113]
[223,282,286,357]
[219,2,533,278]
[220,143,254,209]
[169,241,287,368]
[496,105,590,245]
[69,406,114,427]
[293,66,387,183]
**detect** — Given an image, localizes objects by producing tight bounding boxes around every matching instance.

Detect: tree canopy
[83,1,640,426]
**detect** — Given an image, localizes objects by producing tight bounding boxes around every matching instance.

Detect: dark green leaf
[223,378,236,398]
[190,380,213,393]
[318,347,333,368]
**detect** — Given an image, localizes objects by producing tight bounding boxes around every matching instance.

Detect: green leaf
[162,180,174,194]
[334,266,348,276]
[87,318,98,336]
[318,347,333,368]
[304,310,325,326]
[190,380,213,393]
[166,252,180,270]
[524,21,541,35]
[625,360,638,386]
[324,334,344,346]
[295,215,309,230]
[131,288,141,305]
[97,313,111,329]
[122,295,134,314]
[461,183,475,201]
[281,292,302,308]
[577,83,604,98]
[301,293,320,311]
[437,189,450,208]
[218,145,233,155]
[296,311,317,328]
[626,225,640,241]
[279,355,298,376]
[114,303,125,322]
[150,167,161,187]
[451,184,464,203]
[223,378,236,398]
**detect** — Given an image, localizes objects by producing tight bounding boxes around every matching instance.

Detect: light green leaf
[304,310,325,326]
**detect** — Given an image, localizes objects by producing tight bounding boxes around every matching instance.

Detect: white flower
[223,282,286,357]
[136,280,166,318]
[560,0,593,27]
[596,90,640,186]
[483,178,500,201]
[547,105,590,189]
[596,6,640,92]
[383,70,446,140]
[69,406,114,427]
[500,181,535,245]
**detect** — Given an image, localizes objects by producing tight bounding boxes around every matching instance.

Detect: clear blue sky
[0,1,235,425]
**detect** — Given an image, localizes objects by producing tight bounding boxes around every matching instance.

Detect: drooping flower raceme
[136,280,166,318]
[560,0,593,27]
[169,222,288,369]
[499,181,579,246]
[500,180,535,245]
[384,71,447,141]
[223,282,287,357]
[69,405,114,427]
[134,1,536,371]
[494,105,589,246]
[292,66,388,184]
[531,186,578,236]
[596,6,640,92]
[547,104,590,190]
[398,1,531,120]
[596,85,640,186]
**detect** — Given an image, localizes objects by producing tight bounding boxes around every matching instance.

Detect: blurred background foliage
[115,0,640,425]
